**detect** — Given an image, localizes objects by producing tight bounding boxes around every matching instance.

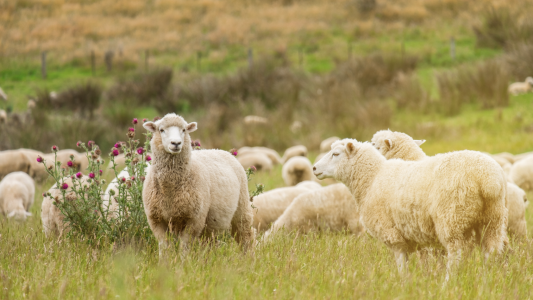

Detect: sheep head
[143,113,197,155]
[313,139,359,180]
[6,209,32,222]
[371,130,425,159]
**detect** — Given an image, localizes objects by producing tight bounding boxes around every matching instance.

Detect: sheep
[41,176,89,237]
[320,136,340,153]
[0,150,32,180]
[243,115,268,125]
[281,145,307,163]
[508,77,533,96]
[290,121,302,133]
[282,156,314,186]
[251,186,312,230]
[27,99,36,110]
[484,153,512,168]
[22,149,82,181]
[143,113,254,257]
[108,153,126,170]
[243,115,268,146]
[493,152,515,164]
[513,151,533,163]
[0,109,6,123]
[237,152,273,171]
[237,147,282,165]
[313,139,507,279]
[0,87,7,101]
[372,130,527,240]
[509,155,533,192]
[295,180,322,191]
[314,153,326,164]
[0,172,35,221]
[263,184,363,241]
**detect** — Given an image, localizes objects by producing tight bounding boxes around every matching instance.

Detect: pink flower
[112,149,119,156]
[251,165,257,172]
[195,141,201,147]
[42,193,47,197]
[61,183,68,190]
[51,145,58,152]
[67,161,73,167]
[132,118,138,124]
[88,141,95,148]
[36,156,43,163]
[137,147,144,155]
[99,170,103,175]
[76,141,82,147]
[140,176,145,182]
[131,176,135,181]
[232,151,238,156]
[89,172,95,179]
[114,143,121,148]
[121,177,126,182]
[76,172,82,178]
[128,127,135,132]
[146,155,151,162]
[143,118,147,123]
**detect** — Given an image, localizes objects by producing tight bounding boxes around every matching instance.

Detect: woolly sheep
[0,150,32,179]
[493,152,515,164]
[320,136,340,153]
[508,77,533,96]
[237,152,273,171]
[27,100,36,110]
[108,153,126,170]
[251,186,311,230]
[314,153,326,164]
[372,130,527,240]
[143,113,254,257]
[314,139,507,279]
[22,149,83,181]
[509,155,533,192]
[282,145,307,163]
[243,115,268,125]
[263,184,363,241]
[0,87,7,101]
[295,180,322,191]
[243,115,268,146]
[0,109,6,123]
[282,156,314,186]
[513,151,533,163]
[237,147,282,165]
[41,176,89,237]
[0,172,35,221]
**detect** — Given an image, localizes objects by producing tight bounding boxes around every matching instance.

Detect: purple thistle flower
[36,156,43,163]
[88,141,95,148]
[61,183,68,190]
[42,193,47,197]
[67,161,73,167]
[232,151,238,156]
[195,141,201,147]
[132,118,138,124]
[89,172,95,179]
[76,172,82,178]
[99,170,103,175]
[114,143,121,148]
[251,165,257,172]
[146,155,151,162]
[128,127,135,132]
[112,149,119,156]
[137,147,144,155]
[131,176,135,181]
[121,177,126,182]
[143,118,147,123]
[76,141,82,147]
[51,145,58,152]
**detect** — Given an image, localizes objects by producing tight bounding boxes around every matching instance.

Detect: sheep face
[144,114,197,155]
[371,130,425,158]
[313,139,355,180]
[6,208,32,222]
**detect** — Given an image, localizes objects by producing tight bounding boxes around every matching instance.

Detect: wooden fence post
[248,48,253,68]
[105,51,113,72]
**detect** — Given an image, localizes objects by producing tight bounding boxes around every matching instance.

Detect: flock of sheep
[0,112,532,280]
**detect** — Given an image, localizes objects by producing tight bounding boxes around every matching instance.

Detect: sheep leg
[394,251,409,274]
[148,220,169,260]
[230,204,255,252]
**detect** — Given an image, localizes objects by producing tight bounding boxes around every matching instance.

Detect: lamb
[251,186,312,230]
[237,152,273,171]
[0,109,6,123]
[313,139,507,279]
[281,145,307,163]
[0,172,35,221]
[0,150,32,179]
[282,156,314,186]
[320,136,340,153]
[143,113,254,257]
[509,155,533,192]
[295,180,322,191]
[237,147,282,165]
[372,130,527,240]
[41,176,89,237]
[508,77,533,96]
[263,184,363,241]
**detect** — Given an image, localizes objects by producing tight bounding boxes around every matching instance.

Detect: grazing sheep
[314,139,507,279]
[282,145,307,163]
[0,87,7,101]
[509,155,533,192]
[282,156,314,186]
[295,180,322,191]
[263,184,363,241]
[513,151,533,163]
[27,100,36,110]
[237,152,273,171]
[41,176,89,237]
[22,149,81,181]
[320,136,340,153]
[372,130,527,240]
[243,115,268,125]
[0,150,32,179]
[493,152,515,164]
[251,186,311,230]
[484,153,512,168]
[243,115,268,146]
[143,113,254,257]
[237,147,282,165]
[0,172,35,221]
[0,109,6,123]
[508,77,533,96]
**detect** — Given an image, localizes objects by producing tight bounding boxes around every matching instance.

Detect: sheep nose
[313,167,316,171]
[171,141,182,147]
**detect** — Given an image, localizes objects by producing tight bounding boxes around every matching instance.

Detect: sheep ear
[186,122,198,133]
[25,211,33,217]
[384,139,393,148]
[143,122,157,133]
[346,142,357,156]
[414,139,426,146]
[6,211,15,218]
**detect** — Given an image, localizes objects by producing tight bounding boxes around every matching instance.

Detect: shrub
[55,82,103,118]
[394,75,430,111]
[107,68,173,106]
[505,42,533,81]
[473,8,533,49]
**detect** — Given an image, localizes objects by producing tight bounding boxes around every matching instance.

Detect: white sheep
[509,155,533,192]
[508,77,533,96]
[314,139,507,279]
[27,99,36,110]
[281,145,307,163]
[0,172,35,221]
[237,152,273,171]
[251,186,312,230]
[282,156,314,186]
[0,109,6,123]
[372,130,527,240]
[0,150,32,179]
[41,176,89,237]
[493,152,515,164]
[237,147,282,165]
[0,87,7,101]
[243,115,268,146]
[263,183,363,241]
[295,180,322,191]
[108,153,126,170]
[320,136,340,153]
[143,113,255,257]
[513,151,533,163]
[243,115,268,125]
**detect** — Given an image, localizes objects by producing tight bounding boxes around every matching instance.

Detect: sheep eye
[332,153,339,157]
[183,129,185,132]
[160,129,164,133]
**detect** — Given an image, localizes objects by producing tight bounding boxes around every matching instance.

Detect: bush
[107,68,173,106]
[473,8,533,49]
[394,75,430,111]
[505,42,533,81]
[55,82,103,118]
